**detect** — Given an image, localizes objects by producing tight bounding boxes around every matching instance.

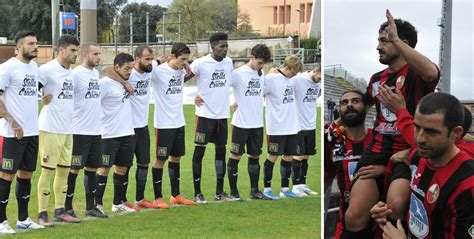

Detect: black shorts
[101,135,134,168]
[194,117,227,146]
[389,162,412,183]
[267,134,298,156]
[0,136,38,173]
[131,126,151,165]
[155,126,186,161]
[355,150,392,173]
[71,135,102,169]
[296,130,316,156]
[230,126,263,156]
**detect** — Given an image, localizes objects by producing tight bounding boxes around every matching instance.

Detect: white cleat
[291,185,309,197]
[112,203,136,213]
[16,217,45,230]
[0,220,16,234]
[302,185,319,196]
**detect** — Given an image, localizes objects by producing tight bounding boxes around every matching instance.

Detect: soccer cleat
[54,208,81,223]
[37,211,53,227]
[85,207,108,218]
[95,204,105,215]
[16,217,44,230]
[250,191,272,200]
[262,190,280,200]
[65,209,81,222]
[280,190,303,198]
[229,192,243,202]
[0,220,15,234]
[123,201,141,212]
[291,186,308,197]
[152,198,170,209]
[302,185,319,196]
[170,195,196,206]
[194,193,208,204]
[214,192,232,202]
[112,203,136,213]
[137,199,161,209]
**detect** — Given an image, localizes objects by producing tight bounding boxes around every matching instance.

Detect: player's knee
[1,171,16,181]
[388,196,409,220]
[97,167,109,176]
[230,153,241,160]
[114,166,127,175]
[344,209,369,231]
[193,145,206,161]
[154,159,165,168]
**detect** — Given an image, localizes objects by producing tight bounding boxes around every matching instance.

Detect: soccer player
[36,34,80,226]
[292,65,321,196]
[262,55,303,199]
[371,92,473,239]
[227,44,272,200]
[63,43,108,219]
[190,32,234,203]
[342,10,439,237]
[95,53,137,213]
[151,43,196,206]
[0,31,44,234]
[324,90,377,238]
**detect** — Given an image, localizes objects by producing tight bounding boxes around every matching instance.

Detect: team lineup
[0,31,320,234]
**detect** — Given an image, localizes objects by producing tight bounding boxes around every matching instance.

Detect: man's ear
[451,125,464,142]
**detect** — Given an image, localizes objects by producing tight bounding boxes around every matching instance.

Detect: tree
[97,0,127,43]
[118,3,166,43]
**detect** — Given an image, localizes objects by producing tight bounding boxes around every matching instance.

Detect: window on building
[299,4,306,23]
[307,3,313,23]
[279,6,285,24]
[273,7,278,24]
[286,5,291,24]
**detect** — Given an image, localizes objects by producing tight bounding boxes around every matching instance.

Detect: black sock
[248,157,260,192]
[135,166,148,201]
[123,167,131,202]
[0,178,12,222]
[227,158,239,195]
[340,227,372,239]
[263,159,275,188]
[152,167,163,199]
[292,160,303,186]
[84,170,97,211]
[168,162,180,197]
[113,173,127,205]
[301,160,308,185]
[64,172,78,211]
[95,174,108,205]
[215,146,226,195]
[280,160,292,188]
[192,146,205,196]
[16,177,31,221]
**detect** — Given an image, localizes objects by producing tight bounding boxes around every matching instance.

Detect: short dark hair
[134,45,153,58]
[379,19,418,48]
[251,44,271,63]
[417,92,464,133]
[462,107,472,137]
[113,53,134,67]
[340,90,367,105]
[171,43,190,57]
[14,31,36,44]
[80,42,99,53]
[209,32,228,44]
[58,34,79,48]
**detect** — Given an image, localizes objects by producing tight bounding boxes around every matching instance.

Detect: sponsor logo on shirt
[209,69,227,88]
[245,78,262,96]
[85,79,100,99]
[374,122,401,135]
[134,79,150,96]
[58,79,74,99]
[426,184,439,204]
[19,75,37,96]
[122,91,130,103]
[166,76,183,95]
[409,193,429,238]
[283,86,295,104]
[302,87,318,103]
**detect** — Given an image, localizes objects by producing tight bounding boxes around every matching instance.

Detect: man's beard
[22,50,37,61]
[139,62,153,73]
[379,51,400,65]
[341,109,366,127]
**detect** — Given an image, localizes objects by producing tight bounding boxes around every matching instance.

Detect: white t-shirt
[230,64,264,128]
[128,67,152,128]
[294,72,321,130]
[0,58,39,137]
[38,59,74,134]
[190,54,233,119]
[99,76,134,139]
[151,62,185,129]
[72,65,101,135]
[263,72,299,135]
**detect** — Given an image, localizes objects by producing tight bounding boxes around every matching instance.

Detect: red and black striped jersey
[364,64,439,155]
[324,129,373,239]
[408,150,473,239]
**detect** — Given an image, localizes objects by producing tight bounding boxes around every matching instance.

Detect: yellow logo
[1,158,13,170]
[195,133,206,143]
[230,143,240,153]
[102,155,110,166]
[269,143,279,153]
[157,147,168,157]
[71,155,82,166]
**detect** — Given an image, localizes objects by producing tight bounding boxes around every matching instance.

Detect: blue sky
[133,0,172,8]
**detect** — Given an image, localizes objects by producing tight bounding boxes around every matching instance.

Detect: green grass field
[4,105,321,238]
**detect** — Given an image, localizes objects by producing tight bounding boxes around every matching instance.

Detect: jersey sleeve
[38,65,49,86]
[364,76,376,106]
[449,187,474,238]
[262,75,271,96]
[0,63,11,91]
[190,58,200,76]
[395,108,416,148]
